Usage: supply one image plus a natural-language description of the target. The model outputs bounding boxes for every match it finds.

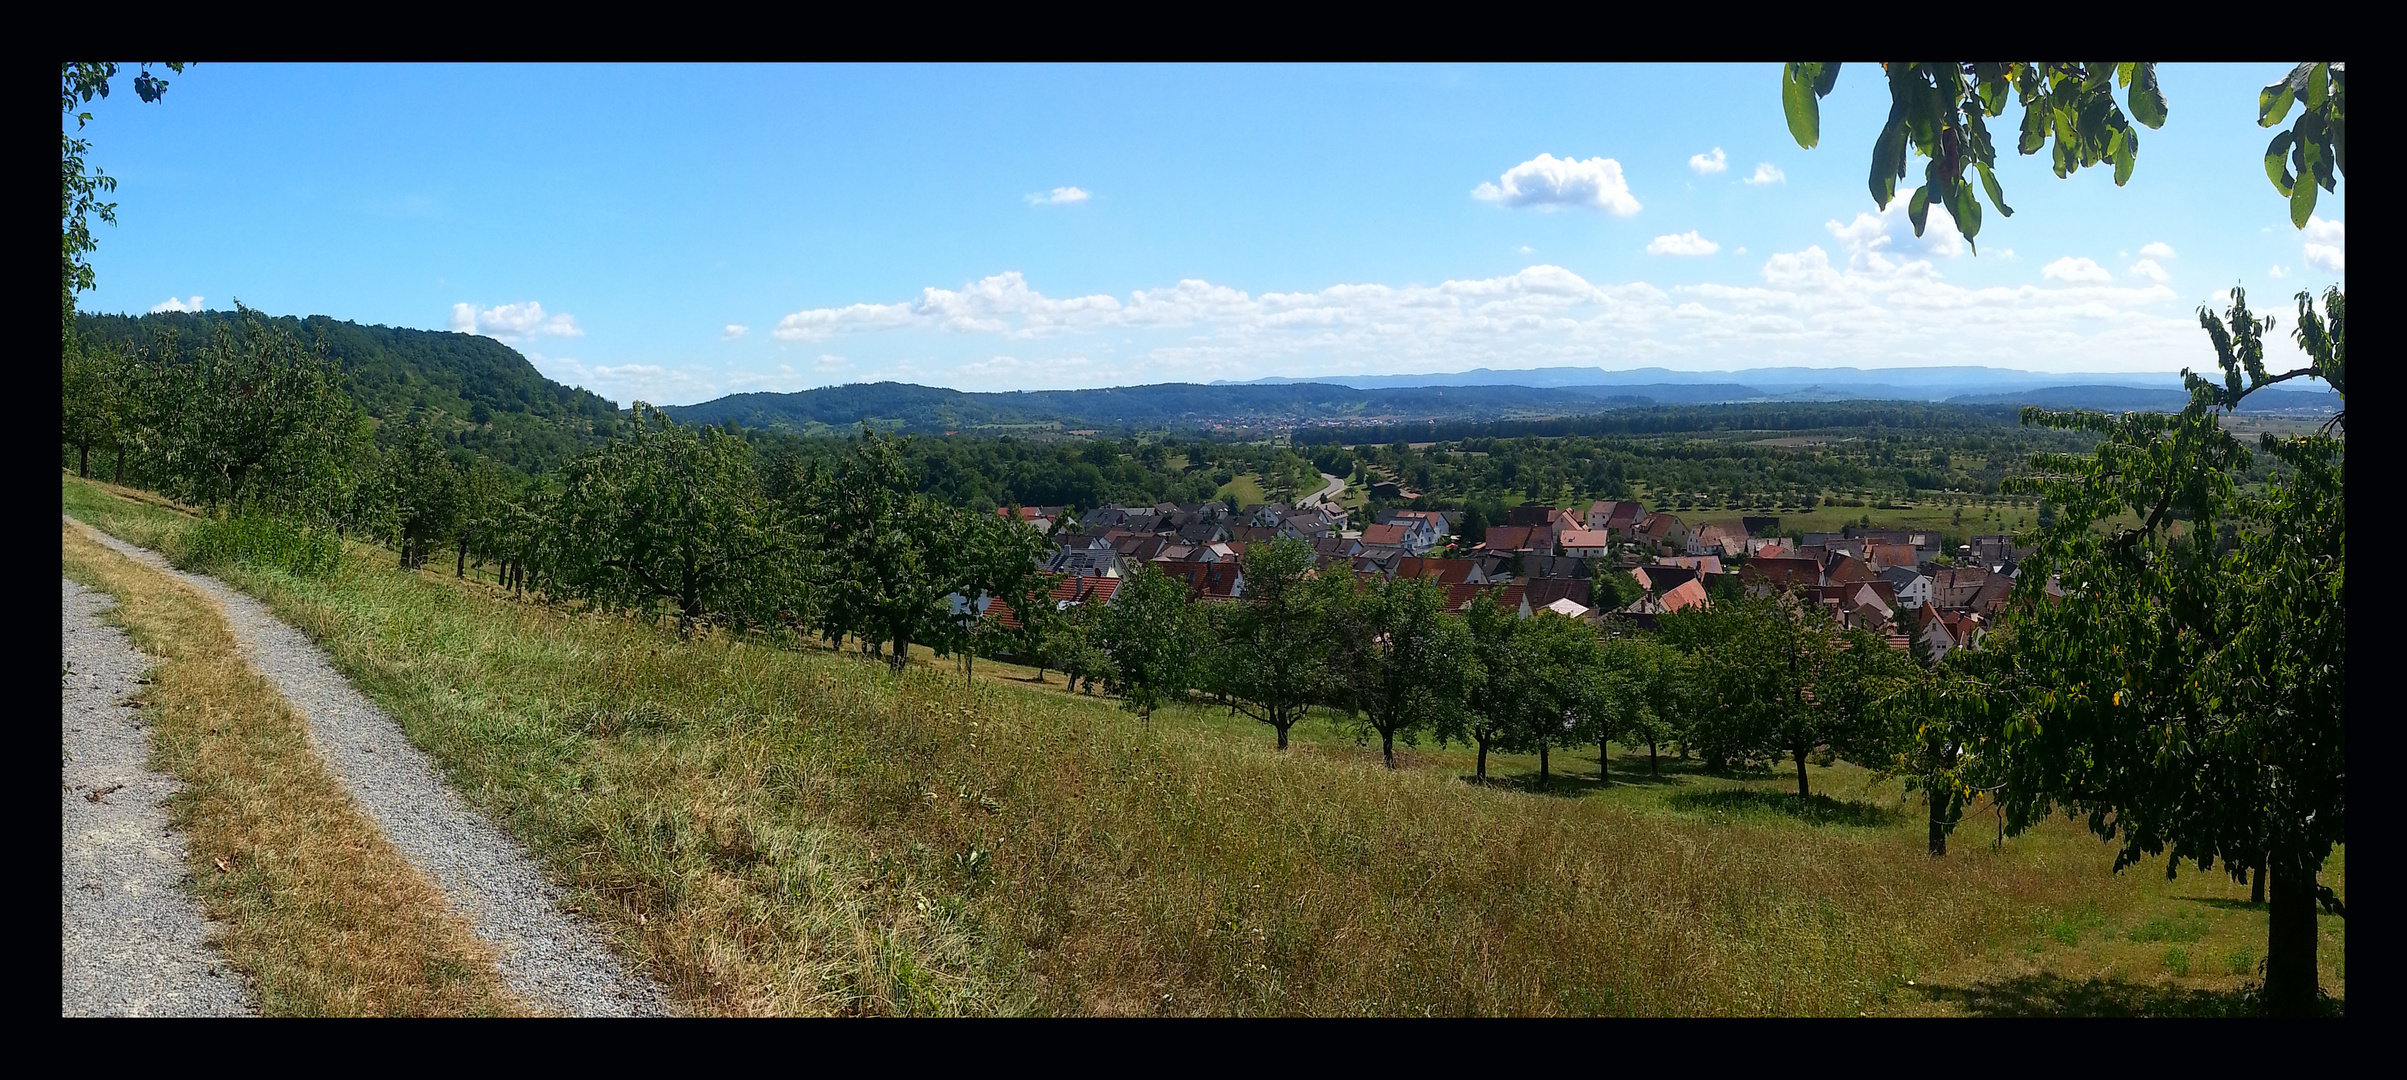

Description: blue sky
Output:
[80,63,2343,406]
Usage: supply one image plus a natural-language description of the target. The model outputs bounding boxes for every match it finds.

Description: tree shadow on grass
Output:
[1911,973,2340,1017]
[1665,787,1903,828]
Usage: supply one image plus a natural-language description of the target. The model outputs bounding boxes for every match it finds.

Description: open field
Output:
[62,474,2343,1015]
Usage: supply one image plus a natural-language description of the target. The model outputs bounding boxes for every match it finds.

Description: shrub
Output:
[175,513,343,578]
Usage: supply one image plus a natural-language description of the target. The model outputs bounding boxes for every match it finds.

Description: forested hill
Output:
[664,381,1767,435]
[75,310,621,472]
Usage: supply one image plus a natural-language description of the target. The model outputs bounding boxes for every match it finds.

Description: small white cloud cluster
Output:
[2302,215,2344,273]
[1688,147,1727,175]
[1473,153,1641,215]
[1647,231,1720,256]
[1025,186,1091,206]
[149,295,204,313]
[723,324,748,339]
[2042,257,2113,283]
[1743,163,1785,185]
[450,301,583,341]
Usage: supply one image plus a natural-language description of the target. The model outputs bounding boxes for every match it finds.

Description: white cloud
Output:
[815,353,848,371]
[2269,264,2290,279]
[1518,245,1534,254]
[723,324,748,339]
[451,301,583,341]
[1995,248,2017,260]
[2302,215,2344,273]
[2140,242,2177,260]
[743,245,2229,394]
[1824,192,1964,273]
[1689,147,1727,175]
[1472,153,1641,215]
[1025,186,1091,206]
[149,295,204,313]
[1743,163,1786,185]
[2127,258,2170,283]
[2042,257,2113,283]
[1647,231,1721,256]
[1733,246,1747,255]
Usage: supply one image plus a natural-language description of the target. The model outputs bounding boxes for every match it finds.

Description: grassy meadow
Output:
[61,474,2343,1015]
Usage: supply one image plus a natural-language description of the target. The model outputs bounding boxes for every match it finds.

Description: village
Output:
[979,494,2040,662]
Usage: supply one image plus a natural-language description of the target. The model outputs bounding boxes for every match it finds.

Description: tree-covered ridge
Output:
[75,310,620,472]
[664,380,1732,436]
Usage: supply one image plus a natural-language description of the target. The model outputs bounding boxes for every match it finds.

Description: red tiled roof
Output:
[1156,560,1244,599]
[1483,525,1541,551]
[1361,523,1410,547]
[985,576,1119,630]
[1396,557,1478,585]
[1659,578,1708,612]
[1741,557,1823,592]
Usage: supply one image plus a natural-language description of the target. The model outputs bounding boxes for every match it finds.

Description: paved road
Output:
[1304,472,1346,510]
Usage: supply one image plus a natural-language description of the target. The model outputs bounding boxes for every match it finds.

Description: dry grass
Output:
[62,474,2342,1016]
[61,521,528,1017]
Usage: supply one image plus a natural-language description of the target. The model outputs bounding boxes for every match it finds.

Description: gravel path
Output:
[62,578,255,1017]
[68,519,671,1017]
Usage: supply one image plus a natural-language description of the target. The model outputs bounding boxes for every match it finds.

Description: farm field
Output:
[62,474,2343,1016]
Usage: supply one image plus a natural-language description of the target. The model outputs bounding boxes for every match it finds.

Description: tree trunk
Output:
[890,627,911,672]
[78,441,90,478]
[1381,729,1396,769]
[113,443,125,484]
[1276,721,1291,751]
[1476,740,1488,780]
[2251,854,2266,905]
[1538,744,1549,788]
[1793,744,1811,799]
[1599,736,1611,783]
[1927,786,1954,857]
[2262,857,2320,1017]
[1647,738,1660,776]
[457,535,469,578]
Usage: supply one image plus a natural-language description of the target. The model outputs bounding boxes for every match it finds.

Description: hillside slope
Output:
[75,311,620,472]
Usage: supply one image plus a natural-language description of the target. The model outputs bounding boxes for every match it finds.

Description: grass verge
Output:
[61,520,527,1016]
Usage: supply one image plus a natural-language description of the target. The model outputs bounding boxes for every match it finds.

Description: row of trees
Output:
[1037,534,1922,790]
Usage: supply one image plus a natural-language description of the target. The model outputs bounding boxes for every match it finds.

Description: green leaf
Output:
[1811,61,1841,97]
[2116,62,2135,88]
[2305,62,2328,110]
[2019,99,2049,154]
[1870,113,1906,207]
[2128,64,2167,128]
[1783,64,1821,149]
[2289,169,2317,228]
[1907,185,1931,236]
[1955,181,1983,240]
[2259,81,2296,127]
[2263,131,2296,195]
[1976,161,2013,216]
[2113,127,2137,186]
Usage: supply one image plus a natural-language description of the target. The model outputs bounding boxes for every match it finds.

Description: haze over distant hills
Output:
[1217,365,2195,397]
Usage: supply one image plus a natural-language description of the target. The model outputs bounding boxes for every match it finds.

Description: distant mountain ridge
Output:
[1218,365,2204,397]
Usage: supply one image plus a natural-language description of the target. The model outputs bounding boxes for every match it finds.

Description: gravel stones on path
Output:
[62,578,255,1017]
[67,520,671,1017]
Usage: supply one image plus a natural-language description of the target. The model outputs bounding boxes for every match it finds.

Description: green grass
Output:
[61,473,2346,1016]
[1215,473,1267,509]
